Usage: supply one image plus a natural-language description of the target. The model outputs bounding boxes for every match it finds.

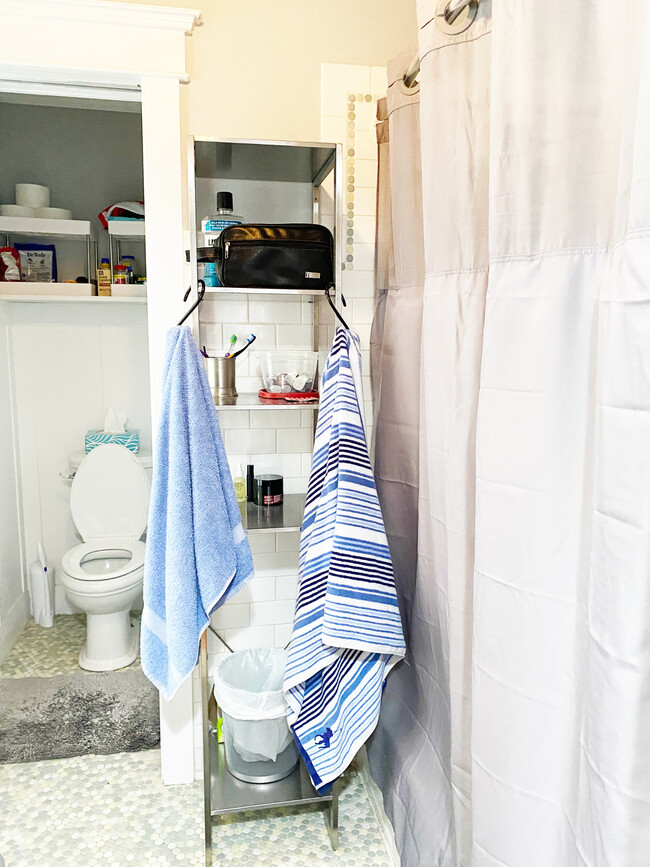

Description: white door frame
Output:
[0,0,201,786]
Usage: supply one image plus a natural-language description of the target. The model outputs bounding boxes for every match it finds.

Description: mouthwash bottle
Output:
[201,191,244,237]
[201,191,244,287]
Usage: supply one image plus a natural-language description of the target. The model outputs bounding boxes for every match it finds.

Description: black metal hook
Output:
[177,280,206,326]
[325,284,349,330]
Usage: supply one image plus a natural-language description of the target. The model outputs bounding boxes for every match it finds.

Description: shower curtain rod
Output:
[403,0,480,88]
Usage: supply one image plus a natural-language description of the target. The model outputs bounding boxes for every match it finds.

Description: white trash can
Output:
[213,648,298,784]
[28,559,55,628]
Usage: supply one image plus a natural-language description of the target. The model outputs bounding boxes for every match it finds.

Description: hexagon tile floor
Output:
[0,615,141,679]
[0,749,394,866]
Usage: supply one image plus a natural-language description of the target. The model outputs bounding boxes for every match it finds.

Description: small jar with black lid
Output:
[253,474,283,506]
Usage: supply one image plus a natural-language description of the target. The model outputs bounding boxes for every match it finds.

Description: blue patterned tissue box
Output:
[85,430,140,454]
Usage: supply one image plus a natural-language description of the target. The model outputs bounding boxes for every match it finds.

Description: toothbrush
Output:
[224,334,237,357]
[229,334,257,360]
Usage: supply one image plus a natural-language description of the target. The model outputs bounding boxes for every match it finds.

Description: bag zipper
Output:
[224,238,329,259]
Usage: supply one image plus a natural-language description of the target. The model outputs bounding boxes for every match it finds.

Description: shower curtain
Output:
[368,54,427,854]
[369,2,650,865]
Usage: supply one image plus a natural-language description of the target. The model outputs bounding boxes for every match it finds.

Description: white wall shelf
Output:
[0,292,146,304]
[0,281,92,296]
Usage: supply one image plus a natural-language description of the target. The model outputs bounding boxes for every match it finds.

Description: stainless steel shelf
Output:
[215,392,318,411]
[206,286,323,297]
[241,494,305,534]
[209,734,334,816]
[196,136,343,867]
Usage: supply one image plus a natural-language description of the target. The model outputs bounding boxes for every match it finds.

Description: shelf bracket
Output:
[323,780,340,850]
[200,631,213,866]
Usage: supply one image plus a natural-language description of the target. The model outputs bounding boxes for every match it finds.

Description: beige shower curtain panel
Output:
[367,53,427,857]
[369,2,650,865]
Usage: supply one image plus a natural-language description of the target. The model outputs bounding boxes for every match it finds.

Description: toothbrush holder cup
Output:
[206,356,238,404]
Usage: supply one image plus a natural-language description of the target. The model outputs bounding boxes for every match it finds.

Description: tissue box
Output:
[85,430,139,454]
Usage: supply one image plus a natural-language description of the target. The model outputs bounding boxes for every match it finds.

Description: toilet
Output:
[61,444,151,671]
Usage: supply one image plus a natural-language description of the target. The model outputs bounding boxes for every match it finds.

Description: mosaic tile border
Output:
[343,92,374,271]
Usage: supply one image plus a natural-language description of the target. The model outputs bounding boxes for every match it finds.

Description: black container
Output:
[246,464,255,502]
[253,474,284,507]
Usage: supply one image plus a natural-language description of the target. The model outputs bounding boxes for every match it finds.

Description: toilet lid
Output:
[70,444,150,541]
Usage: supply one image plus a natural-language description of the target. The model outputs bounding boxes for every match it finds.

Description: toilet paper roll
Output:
[0,204,36,217]
[15,184,50,208]
[34,207,72,220]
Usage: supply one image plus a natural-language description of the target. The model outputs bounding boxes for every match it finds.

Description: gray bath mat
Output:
[0,670,160,763]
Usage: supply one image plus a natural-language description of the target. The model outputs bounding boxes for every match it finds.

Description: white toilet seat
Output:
[62,539,145,582]
[60,445,150,671]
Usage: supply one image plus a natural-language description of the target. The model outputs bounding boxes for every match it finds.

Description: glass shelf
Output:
[241,494,305,534]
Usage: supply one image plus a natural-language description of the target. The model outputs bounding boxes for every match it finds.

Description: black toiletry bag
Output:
[213,223,334,290]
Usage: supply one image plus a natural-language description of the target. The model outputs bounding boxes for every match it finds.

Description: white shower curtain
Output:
[370,1,650,865]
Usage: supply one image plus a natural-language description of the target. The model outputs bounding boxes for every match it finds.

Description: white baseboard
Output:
[358,747,401,867]
[0,592,29,664]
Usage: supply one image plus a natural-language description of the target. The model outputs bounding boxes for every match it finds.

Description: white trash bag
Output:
[213,648,293,763]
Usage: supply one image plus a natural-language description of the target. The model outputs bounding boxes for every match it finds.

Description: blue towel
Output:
[283,329,405,793]
[141,326,253,700]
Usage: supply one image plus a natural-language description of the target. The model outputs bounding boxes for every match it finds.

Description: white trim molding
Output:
[0,0,201,34]
[0,1,200,88]
[0,0,200,786]
[0,64,189,90]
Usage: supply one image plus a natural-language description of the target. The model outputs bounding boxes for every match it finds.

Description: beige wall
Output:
[113,0,417,140]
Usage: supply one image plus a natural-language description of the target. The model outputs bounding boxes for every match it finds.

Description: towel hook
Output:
[325,284,349,330]
[177,280,206,327]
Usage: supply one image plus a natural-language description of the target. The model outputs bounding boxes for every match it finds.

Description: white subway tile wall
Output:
[193,64,382,776]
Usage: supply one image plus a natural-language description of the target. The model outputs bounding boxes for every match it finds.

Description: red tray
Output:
[258,388,319,402]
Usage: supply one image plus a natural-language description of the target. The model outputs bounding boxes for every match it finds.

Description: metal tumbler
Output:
[206,356,238,403]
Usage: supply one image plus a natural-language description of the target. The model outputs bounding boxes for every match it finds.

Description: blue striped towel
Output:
[283,328,405,793]
[141,326,254,700]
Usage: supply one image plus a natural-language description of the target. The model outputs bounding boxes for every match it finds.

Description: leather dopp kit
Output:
[212,224,334,290]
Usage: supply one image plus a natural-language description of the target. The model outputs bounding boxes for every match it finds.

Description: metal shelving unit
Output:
[0,215,97,285]
[188,136,342,866]
[107,219,145,276]
[200,650,338,855]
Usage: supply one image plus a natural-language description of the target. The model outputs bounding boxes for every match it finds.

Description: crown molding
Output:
[0,62,189,88]
[0,0,202,34]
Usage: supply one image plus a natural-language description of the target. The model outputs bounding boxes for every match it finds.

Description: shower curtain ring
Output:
[438,0,479,33]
